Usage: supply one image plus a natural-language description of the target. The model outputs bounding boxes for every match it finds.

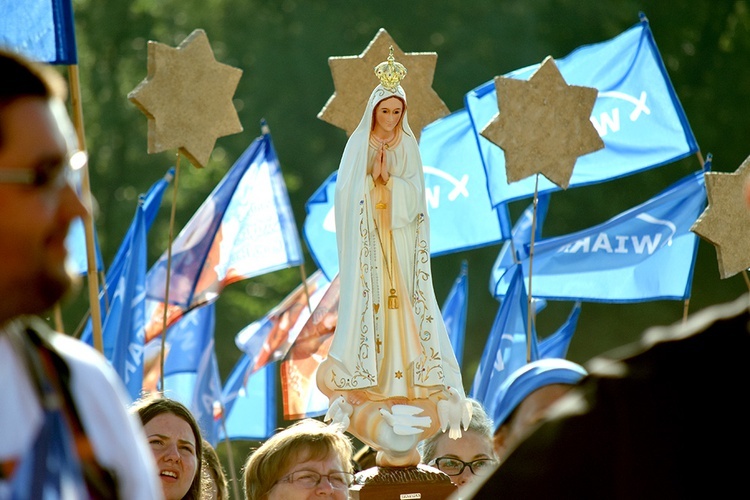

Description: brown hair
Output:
[201,439,229,500]
[0,49,67,147]
[242,419,353,500]
[131,395,204,500]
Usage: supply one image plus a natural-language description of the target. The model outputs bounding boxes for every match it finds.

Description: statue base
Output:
[350,464,457,499]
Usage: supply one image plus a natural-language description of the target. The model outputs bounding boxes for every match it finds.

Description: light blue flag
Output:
[470,265,539,420]
[0,0,77,64]
[219,357,276,441]
[191,337,223,445]
[64,157,104,276]
[64,218,103,276]
[420,109,509,249]
[441,260,469,367]
[303,109,510,280]
[493,170,707,302]
[466,13,699,208]
[158,303,223,445]
[490,193,550,296]
[146,120,303,312]
[107,199,147,401]
[303,171,338,281]
[538,302,582,359]
[81,168,173,346]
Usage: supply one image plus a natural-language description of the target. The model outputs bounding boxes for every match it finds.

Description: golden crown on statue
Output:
[374,46,406,91]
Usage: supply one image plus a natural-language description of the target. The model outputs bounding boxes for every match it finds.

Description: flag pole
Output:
[526,174,540,362]
[299,263,313,313]
[218,407,242,500]
[160,152,182,392]
[67,64,104,352]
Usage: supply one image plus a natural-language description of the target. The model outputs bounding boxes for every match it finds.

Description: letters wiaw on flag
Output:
[466,13,699,208]
[493,170,707,303]
[144,122,303,341]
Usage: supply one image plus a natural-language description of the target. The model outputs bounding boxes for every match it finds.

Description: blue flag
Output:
[470,265,539,420]
[420,109,509,249]
[303,109,509,280]
[107,200,147,401]
[146,121,303,320]
[81,168,173,347]
[220,357,276,441]
[0,0,77,64]
[538,302,582,359]
[493,170,706,302]
[303,171,339,281]
[64,217,103,276]
[490,193,550,295]
[155,303,223,445]
[441,260,469,367]
[466,13,699,207]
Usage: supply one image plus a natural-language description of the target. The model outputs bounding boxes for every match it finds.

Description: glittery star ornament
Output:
[691,156,750,279]
[318,28,449,141]
[128,29,243,168]
[480,56,604,189]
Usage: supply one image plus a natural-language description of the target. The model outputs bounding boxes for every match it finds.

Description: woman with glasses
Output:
[419,399,497,492]
[243,419,354,499]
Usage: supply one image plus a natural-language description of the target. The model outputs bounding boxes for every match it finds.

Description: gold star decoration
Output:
[395,371,403,379]
[691,156,750,279]
[128,29,243,168]
[480,56,604,189]
[318,28,449,141]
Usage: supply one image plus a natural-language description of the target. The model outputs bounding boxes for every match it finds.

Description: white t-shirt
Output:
[0,321,163,499]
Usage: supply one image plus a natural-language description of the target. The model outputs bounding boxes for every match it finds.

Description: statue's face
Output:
[372,97,403,135]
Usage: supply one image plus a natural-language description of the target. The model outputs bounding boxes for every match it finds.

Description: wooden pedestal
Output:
[350,464,457,499]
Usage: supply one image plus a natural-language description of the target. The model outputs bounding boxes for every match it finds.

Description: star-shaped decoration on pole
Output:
[128,29,243,168]
[691,155,750,279]
[480,56,604,189]
[318,28,449,141]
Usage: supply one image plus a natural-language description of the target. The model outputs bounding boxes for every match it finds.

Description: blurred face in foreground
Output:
[268,450,352,499]
[0,97,86,322]
[431,429,497,491]
[494,383,574,460]
[144,412,198,500]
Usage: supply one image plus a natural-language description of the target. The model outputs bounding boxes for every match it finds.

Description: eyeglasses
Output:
[432,457,498,476]
[0,150,86,192]
[276,470,355,490]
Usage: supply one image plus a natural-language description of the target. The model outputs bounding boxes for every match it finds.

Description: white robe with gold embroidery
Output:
[318,84,464,402]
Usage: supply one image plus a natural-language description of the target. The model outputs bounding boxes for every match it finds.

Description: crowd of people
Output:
[3,33,750,500]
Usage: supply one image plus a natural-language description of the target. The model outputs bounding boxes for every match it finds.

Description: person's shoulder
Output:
[587,293,750,375]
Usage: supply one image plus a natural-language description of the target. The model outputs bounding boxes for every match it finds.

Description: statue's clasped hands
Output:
[371,143,390,185]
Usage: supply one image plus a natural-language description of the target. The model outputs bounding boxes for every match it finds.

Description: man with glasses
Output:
[0,49,161,498]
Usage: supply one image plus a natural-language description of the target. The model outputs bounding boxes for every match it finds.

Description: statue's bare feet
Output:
[346,390,369,405]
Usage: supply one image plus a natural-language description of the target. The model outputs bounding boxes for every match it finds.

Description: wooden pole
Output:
[159,153,181,392]
[526,174,540,362]
[67,64,104,352]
